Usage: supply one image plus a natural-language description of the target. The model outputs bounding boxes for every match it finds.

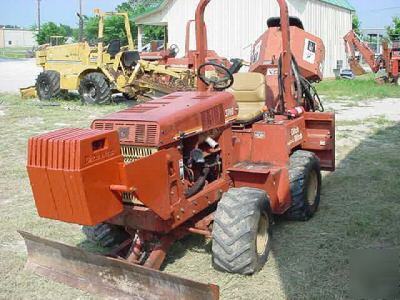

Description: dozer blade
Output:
[19,231,219,300]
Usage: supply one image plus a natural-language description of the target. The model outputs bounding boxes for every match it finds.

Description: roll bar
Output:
[194,0,297,109]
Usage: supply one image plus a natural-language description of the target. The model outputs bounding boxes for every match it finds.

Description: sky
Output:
[0,0,399,29]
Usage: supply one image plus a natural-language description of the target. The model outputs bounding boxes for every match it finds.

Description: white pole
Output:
[138,25,143,51]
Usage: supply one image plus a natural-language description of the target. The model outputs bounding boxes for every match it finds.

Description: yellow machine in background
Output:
[35,9,194,104]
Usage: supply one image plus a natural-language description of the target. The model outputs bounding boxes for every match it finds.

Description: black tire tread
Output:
[36,70,61,100]
[79,72,112,104]
[82,223,128,248]
[212,188,271,275]
[285,150,321,221]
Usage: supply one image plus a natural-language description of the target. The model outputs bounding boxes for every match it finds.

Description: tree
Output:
[117,0,165,43]
[386,17,400,41]
[35,22,74,45]
[352,14,361,36]
[82,0,164,46]
[82,14,138,45]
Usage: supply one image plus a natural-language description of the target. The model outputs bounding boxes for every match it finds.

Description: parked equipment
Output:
[344,30,400,85]
[21,0,335,298]
[34,9,236,104]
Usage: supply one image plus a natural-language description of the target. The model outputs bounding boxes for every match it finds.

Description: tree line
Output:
[35,0,164,46]
[35,3,400,46]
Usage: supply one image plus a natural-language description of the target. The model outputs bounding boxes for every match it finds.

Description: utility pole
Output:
[78,0,84,41]
[37,0,41,32]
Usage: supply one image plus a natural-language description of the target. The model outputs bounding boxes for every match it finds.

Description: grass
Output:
[316,74,400,101]
[0,93,399,299]
[0,47,31,59]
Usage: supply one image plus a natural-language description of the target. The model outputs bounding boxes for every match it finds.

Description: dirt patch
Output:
[0,59,41,93]
[327,98,400,122]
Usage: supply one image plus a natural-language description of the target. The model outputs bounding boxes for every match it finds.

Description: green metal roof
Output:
[320,0,355,11]
[134,0,355,21]
[133,1,167,21]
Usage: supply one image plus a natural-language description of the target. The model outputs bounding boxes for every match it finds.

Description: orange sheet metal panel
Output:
[302,112,336,171]
[27,128,124,226]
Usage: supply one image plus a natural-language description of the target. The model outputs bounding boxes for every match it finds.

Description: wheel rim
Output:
[306,169,318,206]
[83,83,97,102]
[256,213,269,256]
[40,79,50,95]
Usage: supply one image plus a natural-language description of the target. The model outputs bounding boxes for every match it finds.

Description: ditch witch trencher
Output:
[20,0,335,298]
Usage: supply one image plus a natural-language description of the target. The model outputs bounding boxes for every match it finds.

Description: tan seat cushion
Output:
[228,72,266,122]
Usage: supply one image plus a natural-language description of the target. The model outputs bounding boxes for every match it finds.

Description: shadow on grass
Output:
[76,122,400,298]
[270,122,400,298]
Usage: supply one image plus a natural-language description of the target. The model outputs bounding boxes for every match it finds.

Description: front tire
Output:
[36,70,61,100]
[285,150,322,221]
[82,223,128,248]
[79,73,112,105]
[212,188,272,275]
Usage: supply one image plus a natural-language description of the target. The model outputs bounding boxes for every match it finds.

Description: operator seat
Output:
[228,72,266,124]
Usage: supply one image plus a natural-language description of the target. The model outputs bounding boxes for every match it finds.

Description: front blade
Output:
[19,231,219,300]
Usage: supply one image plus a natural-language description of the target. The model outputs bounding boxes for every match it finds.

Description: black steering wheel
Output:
[197,62,234,91]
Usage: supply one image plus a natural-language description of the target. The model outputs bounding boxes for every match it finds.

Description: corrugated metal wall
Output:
[139,0,352,78]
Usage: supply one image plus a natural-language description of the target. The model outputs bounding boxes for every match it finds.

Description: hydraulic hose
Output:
[184,167,210,198]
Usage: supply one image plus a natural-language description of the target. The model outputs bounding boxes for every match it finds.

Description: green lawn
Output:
[316,74,400,101]
[0,47,31,59]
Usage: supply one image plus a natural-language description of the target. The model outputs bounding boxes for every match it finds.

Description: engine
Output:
[27,91,238,226]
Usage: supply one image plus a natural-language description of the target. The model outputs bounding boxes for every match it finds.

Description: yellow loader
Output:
[35,9,192,104]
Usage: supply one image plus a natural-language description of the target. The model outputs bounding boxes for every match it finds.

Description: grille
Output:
[93,122,114,130]
[92,122,159,145]
[134,124,158,145]
[120,145,157,204]
[120,145,157,164]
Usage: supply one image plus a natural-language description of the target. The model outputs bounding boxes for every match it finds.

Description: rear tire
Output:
[285,150,322,221]
[82,223,128,248]
[36,71,61,100]
[212,187,272,275]
[79,73,112,105]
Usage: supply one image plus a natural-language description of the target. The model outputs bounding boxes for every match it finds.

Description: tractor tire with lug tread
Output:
[82,223,129,248]
[212,187,272,275]
[79,73,112,105]
[285,150,322,221]
[36,70,61,100]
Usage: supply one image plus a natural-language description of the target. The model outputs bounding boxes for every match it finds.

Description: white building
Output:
[0,28,37,48]
[135,0,355,78]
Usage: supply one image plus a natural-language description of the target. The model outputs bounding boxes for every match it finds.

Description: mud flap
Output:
[19,231,219,300]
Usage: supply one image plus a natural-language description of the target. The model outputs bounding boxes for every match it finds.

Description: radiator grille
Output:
[120,145,157,204]
[120,145,157,164]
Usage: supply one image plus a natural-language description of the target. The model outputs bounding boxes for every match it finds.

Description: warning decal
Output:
[303,39,317,64]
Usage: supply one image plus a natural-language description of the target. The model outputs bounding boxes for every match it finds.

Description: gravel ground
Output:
[0,59,41,93]
[327,99,400,122]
